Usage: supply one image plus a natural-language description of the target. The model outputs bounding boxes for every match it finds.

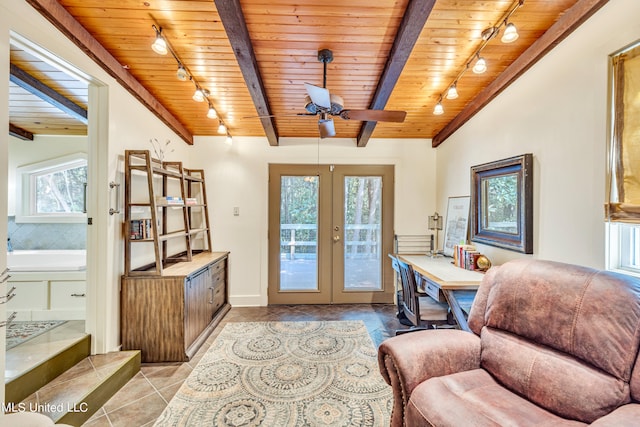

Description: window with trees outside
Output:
[606,40,640,276]
[16,153,87,223]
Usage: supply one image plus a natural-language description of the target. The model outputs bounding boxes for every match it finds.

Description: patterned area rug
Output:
[154,321,392,426]
[6,320,67,350]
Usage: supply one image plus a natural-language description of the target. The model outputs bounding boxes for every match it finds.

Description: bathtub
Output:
[7,249,86,272]
[6,250,87,320]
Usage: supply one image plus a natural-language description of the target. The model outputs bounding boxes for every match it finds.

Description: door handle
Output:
[333,235,340,242]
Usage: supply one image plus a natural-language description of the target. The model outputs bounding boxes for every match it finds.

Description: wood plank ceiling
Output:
[9,45,88,139]
[18,0,608,146]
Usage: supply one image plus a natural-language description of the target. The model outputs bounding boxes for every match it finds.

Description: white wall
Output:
[190,136,436,306]
[436,0,640,268]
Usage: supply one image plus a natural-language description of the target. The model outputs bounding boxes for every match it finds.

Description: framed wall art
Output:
[442,196,470,257]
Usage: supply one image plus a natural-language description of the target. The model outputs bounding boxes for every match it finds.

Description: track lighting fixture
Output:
[432,0,525,115]
[446,83,458,100]
[433,99,444,115]
[151,26,167,55]
[218,121,227,134]
[472,56,487,74]
[207,105,218,119]
[192,88,206,102]
[501,22,519,43]
[176,65,188,81]
[150,24,231,139]
[225,134,233,145]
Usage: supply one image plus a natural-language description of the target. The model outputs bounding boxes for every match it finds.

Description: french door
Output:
[268,164,394,304]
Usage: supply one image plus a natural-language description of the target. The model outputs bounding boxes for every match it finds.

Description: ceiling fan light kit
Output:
[248,48,407,138]
[433,0,525,115]
[150,24,231,140]
[295,49,407,138]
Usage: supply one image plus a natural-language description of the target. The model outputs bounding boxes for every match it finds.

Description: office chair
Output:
[391,255,449,334]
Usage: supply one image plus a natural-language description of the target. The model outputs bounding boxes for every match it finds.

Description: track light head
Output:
[151,26,168,55]
[473,56,487,74]
[225,134,233,145]
[193,88,209,102]
[501,22,519,43]
[446,83,459,100]
[218,122,227,134]
[433,101,444,115]
[481,26,499,42]
[207,106,218,119]
[176,65,188,81]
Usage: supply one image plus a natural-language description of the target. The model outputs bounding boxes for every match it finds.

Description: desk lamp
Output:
[428,212,443,257]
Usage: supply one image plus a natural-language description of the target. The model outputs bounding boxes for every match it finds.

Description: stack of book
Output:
[453,244,481,271]
[130,219,154,240]
[155,195,184,205]
[185,197,198,205]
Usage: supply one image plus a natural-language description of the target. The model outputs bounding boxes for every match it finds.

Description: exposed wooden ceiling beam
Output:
[214,0,279,146]
[432,0,610,147]
[357,0,436,147]
[25,0,194,145]
[9,123,34,141]
[10,63,87,124]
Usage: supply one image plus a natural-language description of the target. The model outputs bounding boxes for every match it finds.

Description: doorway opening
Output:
[5,32,103,380]
[268,164,394,304]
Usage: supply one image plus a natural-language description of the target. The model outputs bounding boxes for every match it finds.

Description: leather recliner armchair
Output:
[378,259,640,426]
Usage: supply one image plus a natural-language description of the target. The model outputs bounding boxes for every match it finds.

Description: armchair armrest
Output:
[378,329,481,427]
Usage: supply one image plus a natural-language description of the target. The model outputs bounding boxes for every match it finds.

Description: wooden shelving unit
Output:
[123,150,211,276]
[121,150,229,362]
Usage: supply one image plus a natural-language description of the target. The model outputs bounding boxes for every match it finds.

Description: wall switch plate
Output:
[233,207,240,216]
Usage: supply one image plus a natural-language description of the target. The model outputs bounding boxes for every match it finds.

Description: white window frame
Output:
[15,153,88,223]
[607,222,640,278]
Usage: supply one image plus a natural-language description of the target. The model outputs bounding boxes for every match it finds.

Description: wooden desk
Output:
[397,255,484,332]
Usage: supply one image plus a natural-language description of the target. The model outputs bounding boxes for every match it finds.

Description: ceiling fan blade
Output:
[318,118,336,138]
[242,113,316,119]
[304,83,331,109]
[340,109,406,122]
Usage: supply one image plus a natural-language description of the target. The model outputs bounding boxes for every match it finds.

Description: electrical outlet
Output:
[233,207,240,216]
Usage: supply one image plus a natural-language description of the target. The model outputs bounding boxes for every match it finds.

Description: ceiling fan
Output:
[298,49,407,138]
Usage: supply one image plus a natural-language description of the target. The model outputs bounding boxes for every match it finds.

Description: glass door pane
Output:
[343,176,382,290]
[279,176,319,291]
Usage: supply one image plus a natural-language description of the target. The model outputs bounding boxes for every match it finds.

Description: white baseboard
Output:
[228,295,264,307]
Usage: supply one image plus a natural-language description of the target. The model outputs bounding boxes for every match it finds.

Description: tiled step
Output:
[6,333,91,405]
[20,350,141,426]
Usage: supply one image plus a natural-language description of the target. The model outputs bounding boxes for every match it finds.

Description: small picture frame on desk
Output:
[443,196,470,257]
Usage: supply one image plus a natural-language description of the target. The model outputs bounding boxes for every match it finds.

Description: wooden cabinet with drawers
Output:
[121,252,230,362]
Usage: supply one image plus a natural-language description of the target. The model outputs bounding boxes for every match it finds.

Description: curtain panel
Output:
[607,42,640,223]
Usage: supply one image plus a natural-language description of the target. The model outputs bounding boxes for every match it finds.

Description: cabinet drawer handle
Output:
[209,287,214,304]
[0,311,17,328]
[71,293,86,297]
[0,286,16,304]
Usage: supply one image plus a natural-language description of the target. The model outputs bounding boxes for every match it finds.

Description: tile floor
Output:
[82,304,400,426]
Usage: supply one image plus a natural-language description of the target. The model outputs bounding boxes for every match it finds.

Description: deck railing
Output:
[280,223,380,259]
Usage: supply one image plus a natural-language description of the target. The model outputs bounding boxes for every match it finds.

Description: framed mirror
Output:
[470,154,533,253]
